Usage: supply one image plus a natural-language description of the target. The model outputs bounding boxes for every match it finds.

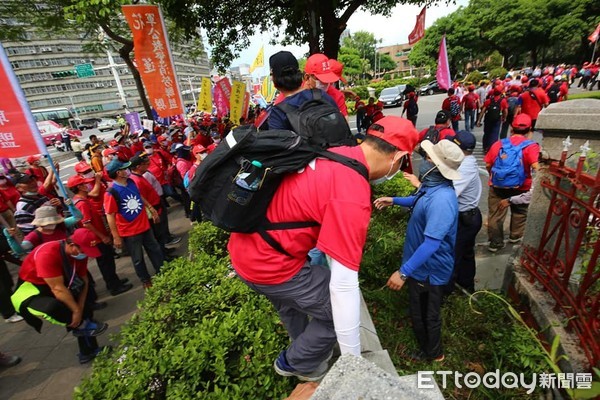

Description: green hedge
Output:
[75,223,294,399]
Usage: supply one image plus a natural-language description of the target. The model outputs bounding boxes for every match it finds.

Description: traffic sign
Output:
[75,63,95,78]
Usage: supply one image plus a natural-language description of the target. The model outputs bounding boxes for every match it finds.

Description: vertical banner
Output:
[229,81,246,124]
[122,5,184,118]
[588,22,600,43]
[124,112,142,133]
[242,92,250,120]
[0,42,46,157]
[436,35,452,91]
[214,77,231,118]
[197,77,213,113]
[408,7,426,45]
[250,46,264,73]
[261,75,276,102]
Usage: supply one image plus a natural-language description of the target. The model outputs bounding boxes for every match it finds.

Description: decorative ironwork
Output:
[521,141,600,368]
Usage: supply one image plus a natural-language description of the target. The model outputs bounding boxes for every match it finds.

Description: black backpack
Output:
[275,89,355,148]
[547,83,560,104]
[417,126,440,157]
[486,96,502,123]
[407,98,419,116]
[188,125,368,254]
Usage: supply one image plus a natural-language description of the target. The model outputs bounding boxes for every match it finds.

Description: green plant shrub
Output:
[488,67,508,80]
[187,221,230,260]
[466,70,485,85]
[75,225,293,399]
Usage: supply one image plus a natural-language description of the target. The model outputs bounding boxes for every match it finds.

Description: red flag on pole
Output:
[408,7,426,45]
[589,22,600,43]
[0,42,46,158]
[436,35,452,91]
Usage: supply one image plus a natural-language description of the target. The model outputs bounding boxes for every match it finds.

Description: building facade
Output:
[377,43,413,76]
[3,34,210,119]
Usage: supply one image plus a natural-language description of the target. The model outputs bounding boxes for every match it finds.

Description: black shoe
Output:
[120,278,130,285]
[91,302,108,311]
[110,283,133,296]
[78,345,112,364]
[407,349,445,362]
[164,255,177,262]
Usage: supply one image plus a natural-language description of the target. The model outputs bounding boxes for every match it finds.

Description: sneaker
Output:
[78,345,112,364]
[508,236,523,244]
[273,351,328,382]
[5,314,24,323]
[407,350,445,362]
[72,320,108,337]
[91,301,108,311]
[165,236,182,247]
[0,353,21,368]
[110,283,133,296]
[487,242,506,253]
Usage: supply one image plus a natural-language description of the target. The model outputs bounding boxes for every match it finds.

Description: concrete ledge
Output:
[312,354,444,400]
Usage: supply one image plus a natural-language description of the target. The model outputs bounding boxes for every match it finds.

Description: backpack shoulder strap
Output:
[315,149,369,181]
[312,88,322,101]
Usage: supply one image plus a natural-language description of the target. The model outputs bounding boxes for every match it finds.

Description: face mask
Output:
[199,153,208,160]
[0,178,6,185]
[72,253,87,260]
[25,191,38,196]
[42,224,57,231]
[371,153,404,185]
[145,148,154,155]
[122,170,131,178]
[82,171,94,179]
[315,80,329,91]
[419,159,447,187]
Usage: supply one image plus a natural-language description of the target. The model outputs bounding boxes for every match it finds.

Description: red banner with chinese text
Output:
[122,5,184,118]
[408,7,426,45]
[0,42,46,158]
[214,77,232,118]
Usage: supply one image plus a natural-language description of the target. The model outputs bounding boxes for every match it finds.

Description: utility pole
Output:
[106,50,129,110]
[181,76,197,105]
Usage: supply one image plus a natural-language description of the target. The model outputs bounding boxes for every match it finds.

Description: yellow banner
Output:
[261,75,276,102]
[198,77,212,113]
[250,46,264,73]
[229,80,246,124]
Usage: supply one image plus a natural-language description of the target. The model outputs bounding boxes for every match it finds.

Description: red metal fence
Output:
[521,140,600,368]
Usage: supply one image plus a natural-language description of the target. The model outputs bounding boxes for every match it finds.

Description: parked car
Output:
[419,80,446,96]
[97,118,121,132]
[378,86,404,107]
[78,118,101,130]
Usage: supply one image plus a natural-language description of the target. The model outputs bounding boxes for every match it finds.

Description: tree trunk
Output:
[306,4,321,55]
[530,48,538,69]
[118,43,153,119]
[320,2,343,59]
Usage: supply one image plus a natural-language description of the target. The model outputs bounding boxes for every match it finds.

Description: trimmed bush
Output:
[488,67,508,80]
[75,223,294,399]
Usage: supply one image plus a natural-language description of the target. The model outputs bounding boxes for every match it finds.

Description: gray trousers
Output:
[239,262,336,373]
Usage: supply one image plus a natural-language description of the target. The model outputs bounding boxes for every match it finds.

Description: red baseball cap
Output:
[70,228,101,258]
[328,59,347,84]
[192,144,207,154]
[102,148,117,157]
[109,139,119,147]
[305,53,339,84]
[74,161,93,173]
[512,114,532,131]
[26,155,41,164]
[66,175,95,189]
[521,76,529,83]
[366,116,419,153]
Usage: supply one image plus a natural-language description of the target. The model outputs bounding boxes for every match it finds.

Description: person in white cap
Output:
[374,139,465,363]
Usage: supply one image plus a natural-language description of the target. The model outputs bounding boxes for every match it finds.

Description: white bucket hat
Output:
[420,139,464,180]
[31,206,65,227]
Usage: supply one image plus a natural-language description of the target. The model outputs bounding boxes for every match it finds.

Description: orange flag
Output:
[122,5,184,118]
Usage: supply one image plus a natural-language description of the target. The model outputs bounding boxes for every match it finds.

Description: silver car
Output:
[97,118,121,132]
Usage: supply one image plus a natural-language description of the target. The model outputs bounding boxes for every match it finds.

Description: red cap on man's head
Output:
[512,114,532,131]
[305,54,339,83]
[66,175,94,189]
[328,59,347,84]
[70,228,101,258]
[102,148,117,157]
[74,161,93,174]
[366,116,419,153]
[26,155,41,164]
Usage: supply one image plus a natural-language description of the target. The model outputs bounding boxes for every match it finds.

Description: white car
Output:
[97,119,121,132]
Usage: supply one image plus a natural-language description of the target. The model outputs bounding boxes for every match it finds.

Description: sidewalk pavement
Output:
[0,203,191,400]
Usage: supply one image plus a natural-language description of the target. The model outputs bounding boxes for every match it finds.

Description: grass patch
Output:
[567,91,600,100]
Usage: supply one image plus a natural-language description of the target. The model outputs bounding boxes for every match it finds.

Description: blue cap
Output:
[105,159,131,175]
[447,130,476,151]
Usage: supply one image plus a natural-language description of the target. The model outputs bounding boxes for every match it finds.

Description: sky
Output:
[219,0,468,75]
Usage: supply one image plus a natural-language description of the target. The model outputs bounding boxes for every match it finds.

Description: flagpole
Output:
[592,39,598,64]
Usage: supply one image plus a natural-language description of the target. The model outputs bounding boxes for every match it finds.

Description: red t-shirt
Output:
[0,185,20,207]
[148,152,169,185]
[73,195,109,238]
[103,181,150,237]
[418,125,455,142]
[228,146,372,284]
[129,173,161,209]
[326,86,348,116]
[484,135,539,191]
[19,241,88,286]
[462,92,480,110]
[519,88,549,120]
[24,229,67,249]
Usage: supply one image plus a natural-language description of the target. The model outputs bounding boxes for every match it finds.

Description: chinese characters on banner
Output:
[408,7,426,45]
[243,92,250,120]
[124,112,142,133]
[214,77,232,118]
[122,5,184,118]
[198,77,213,113]
[0,43,46,157]
[229,80,246,124]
